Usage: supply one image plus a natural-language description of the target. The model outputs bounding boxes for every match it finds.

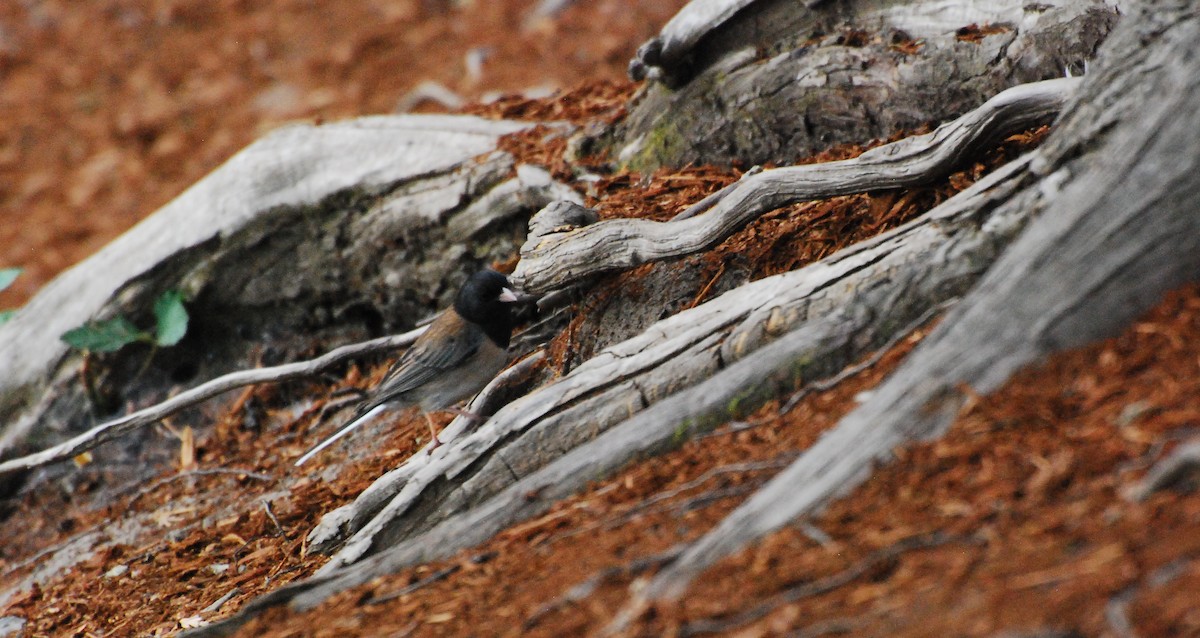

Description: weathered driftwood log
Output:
[0,241,579,483]
[0,115,577,495]
[513,77,1078,294]
[626,0,1200,609]
[615,0,1115,168]
[184,135,1056,636]
[315,151,1041,574]
[316,149,1048,569]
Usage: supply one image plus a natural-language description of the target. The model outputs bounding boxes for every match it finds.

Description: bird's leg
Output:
[423,411,443,454]
[446,406,485,425]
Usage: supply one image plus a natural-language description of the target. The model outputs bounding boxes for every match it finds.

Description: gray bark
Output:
[178,0,1148,632]
[614,0,1115,169]
[629,0,1200,608]
[0,115,568,495]
[182,137,1051,637]
[19,0,1189,635]
[304,77,1078,564]
[514,77,1078,293]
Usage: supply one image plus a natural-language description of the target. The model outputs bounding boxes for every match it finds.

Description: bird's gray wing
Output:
[294,313,484,467]
[369,311,485,405]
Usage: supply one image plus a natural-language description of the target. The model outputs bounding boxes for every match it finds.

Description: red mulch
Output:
[0,0,688,307]
[229,284,1200,638]
[4,3,1194,638]
[1,110,1079,636]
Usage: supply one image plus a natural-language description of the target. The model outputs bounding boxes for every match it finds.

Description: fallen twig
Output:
[627,458,796,520]
[125,468,276,505]
[317,392,369,421]
[669,485,758,514]
[1126,436,1200,502]
[540,457,795,547]
[201,588,242,614]
[0,328,426,477]
[797,521,838,550]
[524,547,684,629]
[673,533,974,637]
[263,499,286,538]
[365,565,461,605]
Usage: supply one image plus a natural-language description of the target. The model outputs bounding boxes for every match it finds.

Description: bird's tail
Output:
[293,403,387,467]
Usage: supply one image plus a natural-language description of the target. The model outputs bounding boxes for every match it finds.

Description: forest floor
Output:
[0,0,684,306]
[3,2,1200,637]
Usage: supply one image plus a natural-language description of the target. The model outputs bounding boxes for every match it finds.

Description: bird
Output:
[294,269,521,467]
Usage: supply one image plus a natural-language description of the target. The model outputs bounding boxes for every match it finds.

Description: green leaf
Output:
[0,268,20,292]
[153,290,189,346]
[62,318,147,352]
[0,310,14,326]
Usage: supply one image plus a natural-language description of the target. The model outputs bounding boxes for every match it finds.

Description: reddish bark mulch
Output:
[0,0,688,307]
[228,285,1200,638]
[208,291,1200,638]
[5,3,1197,638]
[0,116,1120,637]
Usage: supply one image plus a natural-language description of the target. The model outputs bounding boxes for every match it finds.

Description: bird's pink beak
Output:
[499,287,520,303]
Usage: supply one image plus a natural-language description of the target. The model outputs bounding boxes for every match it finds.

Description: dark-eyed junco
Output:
[295,270,520,466]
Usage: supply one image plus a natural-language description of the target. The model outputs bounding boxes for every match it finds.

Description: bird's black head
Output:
[454,270,519,348]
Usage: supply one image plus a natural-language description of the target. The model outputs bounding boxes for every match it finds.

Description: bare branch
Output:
[524,547,683,630]
[660,533,976,637]
[201,588,242,614]
[0,327,426,478]
[364,565,460,606]
[513,78,1080,293]
[1125,437,1200,502]
[263,500,286,538]
[630,4,1200,606]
